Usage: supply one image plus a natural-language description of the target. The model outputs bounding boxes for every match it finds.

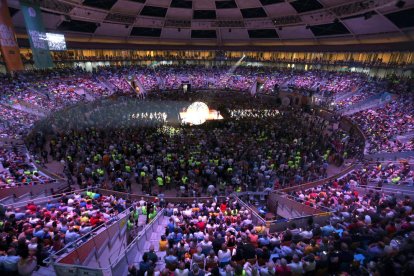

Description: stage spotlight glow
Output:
[182,102,210,125]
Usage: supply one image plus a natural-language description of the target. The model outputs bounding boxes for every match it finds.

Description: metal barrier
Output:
[276,163,356,194]
[51,208,165,276]
[267,192,329,219]
[0,180,67,199]
[1,187,92,209]
[232,193,267,226]
[353,185,414,199]
[97,188,226,204]
[268,213,332,234]
[46,207,131,265]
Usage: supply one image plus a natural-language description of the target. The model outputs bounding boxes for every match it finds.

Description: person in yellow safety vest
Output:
[165,175,171,188]
[97,168,105,176]
[125,165,131,173]
[133,209,139,225]
[142,205,147,215]
[93,154,101,162]
[392,176,401,184]
[148,209,157,220]
[181,176,188,185]
[157,176,164,192]
[127,217,134,231]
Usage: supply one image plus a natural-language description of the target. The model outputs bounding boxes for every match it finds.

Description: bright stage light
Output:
[181,102,210,125]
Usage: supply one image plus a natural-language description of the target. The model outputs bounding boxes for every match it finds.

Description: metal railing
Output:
[44,206,132,266]
[50,207,165,276]
[1,187,91,209]
[232,193,267,226]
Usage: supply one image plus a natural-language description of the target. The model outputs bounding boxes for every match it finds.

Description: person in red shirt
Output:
[26,202,37,213]
[90,213,102,226]
[276,258,292,276]
[385,222,397,236]
[196,218,206,232]
[220,202,227,213]
[248,230,259,248]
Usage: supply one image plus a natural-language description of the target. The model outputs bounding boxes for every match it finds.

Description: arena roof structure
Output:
[6,0,414,49]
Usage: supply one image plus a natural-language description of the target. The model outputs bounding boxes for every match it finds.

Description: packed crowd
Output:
[350,95,414,153]
[342,161,414,188]
[284,174,414,275]
[130,186,414,276]
[0,66,412,186]
[0,145,54,189]
[0,190,150,274]
[25,91,358,196]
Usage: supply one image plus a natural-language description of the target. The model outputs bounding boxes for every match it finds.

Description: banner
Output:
[20,0,53,69]
[0,0,24,72]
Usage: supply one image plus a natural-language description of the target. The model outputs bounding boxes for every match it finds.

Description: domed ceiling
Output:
[6,0,414,48]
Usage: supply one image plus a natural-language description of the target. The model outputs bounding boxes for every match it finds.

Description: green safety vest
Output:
[125,166,131,173]
[157,177,164,186]
[182,176,188,184]
[142,206,147,215]
[140,171,146,177]
[149,210,157,220]
[127,220,133,230]
[165,176,171,183]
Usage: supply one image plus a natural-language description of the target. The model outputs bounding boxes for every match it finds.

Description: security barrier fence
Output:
[50,207,164,276]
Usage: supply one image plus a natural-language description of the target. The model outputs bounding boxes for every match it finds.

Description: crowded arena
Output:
[1,0,414,275]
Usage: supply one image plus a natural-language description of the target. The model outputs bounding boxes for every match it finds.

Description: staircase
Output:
[97,77,116,95]
[341,92,392,115]
[133,216,169,270]
[10,102,46,117]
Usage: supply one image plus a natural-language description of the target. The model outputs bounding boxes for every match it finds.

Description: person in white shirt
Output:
[67,198,74,206]
[174,262,189,276]
[218,244,231,267]
[183,208,192,217]
[200,237,213,255]
[287,254,304,275]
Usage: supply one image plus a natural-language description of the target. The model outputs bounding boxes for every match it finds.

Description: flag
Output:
[0,0,24,72]
[20,0,54,69]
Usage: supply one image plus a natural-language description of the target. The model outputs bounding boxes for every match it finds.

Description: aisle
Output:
[133,216,170,270]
